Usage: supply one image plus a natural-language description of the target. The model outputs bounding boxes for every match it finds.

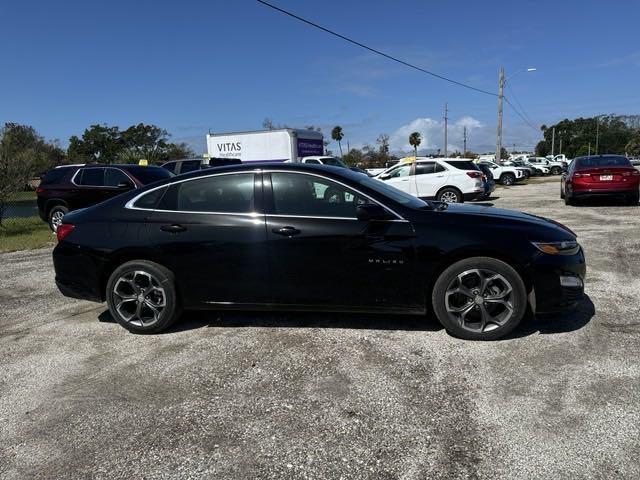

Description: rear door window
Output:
[415,162,436,175]
[78,168,105,186]
[163,162,177,173]
[104,168,131,187]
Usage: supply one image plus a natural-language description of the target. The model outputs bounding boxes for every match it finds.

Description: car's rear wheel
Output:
[106,260,181,334]
[565,192,575,206]
[432,257,527,340]
[48,205,68,232]
[627,192,639,206]
[500,173,515,186]
[560,183,565,199]
[551,166,562,175]
[437,187,463,203]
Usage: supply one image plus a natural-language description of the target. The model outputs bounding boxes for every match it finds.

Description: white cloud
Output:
[389,116,541,154]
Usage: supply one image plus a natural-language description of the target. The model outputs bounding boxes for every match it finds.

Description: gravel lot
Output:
[1,178,639,479]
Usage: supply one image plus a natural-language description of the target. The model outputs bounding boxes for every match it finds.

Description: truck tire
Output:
[551,166,562,175]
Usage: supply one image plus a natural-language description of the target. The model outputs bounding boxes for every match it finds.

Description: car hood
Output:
[431,202,576,237]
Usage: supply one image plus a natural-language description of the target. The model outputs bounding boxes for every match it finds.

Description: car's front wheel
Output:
[106,260,181,334]
[431,257,527,340]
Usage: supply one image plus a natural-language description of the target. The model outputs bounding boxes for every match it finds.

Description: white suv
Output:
[529,157,563,175]
[478,160,526,185]
[376,158,484,203]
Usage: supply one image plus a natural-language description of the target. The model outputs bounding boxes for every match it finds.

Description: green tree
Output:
[331,126,344,157]
[409,131,422,157]
[0,123,64,224]
[67,124,122,163]
[342,148,363,167]
[626,136,640,157]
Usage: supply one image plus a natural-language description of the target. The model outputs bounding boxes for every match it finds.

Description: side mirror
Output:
[378,173,390,180]
[117,180,134,189]
[357,203,390,221]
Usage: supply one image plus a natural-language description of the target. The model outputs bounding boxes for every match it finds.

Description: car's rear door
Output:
[263,170,421,311]
[413,161,448,198]
[145,171,270,307]
[72,167,107,208]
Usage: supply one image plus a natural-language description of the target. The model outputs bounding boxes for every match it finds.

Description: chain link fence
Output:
[0,178,43,232]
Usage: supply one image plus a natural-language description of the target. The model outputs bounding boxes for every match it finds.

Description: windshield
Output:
[357,175,429,209]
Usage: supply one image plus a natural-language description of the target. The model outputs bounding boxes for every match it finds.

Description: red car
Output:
[561,155,640,205]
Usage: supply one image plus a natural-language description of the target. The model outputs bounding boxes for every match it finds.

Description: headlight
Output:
[532,240,579,255]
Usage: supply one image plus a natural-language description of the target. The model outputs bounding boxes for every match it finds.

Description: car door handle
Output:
[160,224,187,233]
[436,175,445,178]
[272,226,301,237]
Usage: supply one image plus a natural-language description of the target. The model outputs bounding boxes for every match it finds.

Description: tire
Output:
[431,257,528,340]
[560,184,565,199]
[436,187,463,203]
[551,166,562,175]
[106,260,181,334]
[500,173,515,186]
[627,192,639,206]
[48,205,68,232]
[564,192,575,206]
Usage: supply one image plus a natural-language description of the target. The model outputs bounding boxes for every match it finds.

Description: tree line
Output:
[536,115,640,158]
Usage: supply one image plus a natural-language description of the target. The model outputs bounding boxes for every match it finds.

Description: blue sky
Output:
[1,0,639,155]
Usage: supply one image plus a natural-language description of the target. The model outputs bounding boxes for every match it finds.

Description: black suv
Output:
[37,164,173,231]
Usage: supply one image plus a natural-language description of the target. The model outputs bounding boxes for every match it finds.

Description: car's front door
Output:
[413,161,448,198]
[145,172,270,307]
[380,163,417,196]
[263,171,421,311]
[103,167,135,201]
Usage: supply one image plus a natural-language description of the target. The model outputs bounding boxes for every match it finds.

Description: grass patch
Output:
[7,191,37,202]
[0,216,54,253]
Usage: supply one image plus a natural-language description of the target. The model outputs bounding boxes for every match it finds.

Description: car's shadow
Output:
[571,197,638,207]
[506,295,595,339]
[98,295,595,340]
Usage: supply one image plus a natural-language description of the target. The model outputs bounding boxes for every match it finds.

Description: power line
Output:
[504,97,540,133]
[256,0,497,97]
[504,80,536,128]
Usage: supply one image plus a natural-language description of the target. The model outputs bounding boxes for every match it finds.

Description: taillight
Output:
[573,172,588,178]
[623,170,640,176]
[466,171,482,178]
[36,187,44,194]
[56,224,75,242]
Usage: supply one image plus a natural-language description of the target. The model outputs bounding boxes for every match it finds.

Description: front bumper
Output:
[530,247,586,314]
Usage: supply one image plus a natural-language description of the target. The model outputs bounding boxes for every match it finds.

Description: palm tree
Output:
[409,131,422,157]
[331,126,344,157]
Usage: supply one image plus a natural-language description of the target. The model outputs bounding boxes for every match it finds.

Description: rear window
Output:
[41,167,75,185]
[162,162,177,173]
[124,166,174,184]
[576,156,631,168]
[132,186,168,209]
[444,160,479,171]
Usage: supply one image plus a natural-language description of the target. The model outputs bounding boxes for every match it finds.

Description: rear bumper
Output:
[572,187,638,197]
[53,242,106,303]
[530,247,586,314]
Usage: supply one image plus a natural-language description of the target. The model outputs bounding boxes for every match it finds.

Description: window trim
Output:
[71,167,135,189]
[264,169,406,221]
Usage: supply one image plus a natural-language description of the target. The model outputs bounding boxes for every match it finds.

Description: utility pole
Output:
[588,142,591,156]
[551,127,556,156]
[463,126,467,155]
[443,102,448,157]
[559,138,562,155]
[495,67,505,164]
[595,117,600,155]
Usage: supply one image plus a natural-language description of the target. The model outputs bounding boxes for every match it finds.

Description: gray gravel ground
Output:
[1,178,639,479]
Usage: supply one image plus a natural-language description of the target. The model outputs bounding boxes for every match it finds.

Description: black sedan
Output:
[53,163,586,340]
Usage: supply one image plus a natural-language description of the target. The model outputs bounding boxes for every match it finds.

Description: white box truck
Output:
[206,128,324,163]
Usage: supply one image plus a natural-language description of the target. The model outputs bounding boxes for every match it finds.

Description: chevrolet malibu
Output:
[53,163,586,340]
